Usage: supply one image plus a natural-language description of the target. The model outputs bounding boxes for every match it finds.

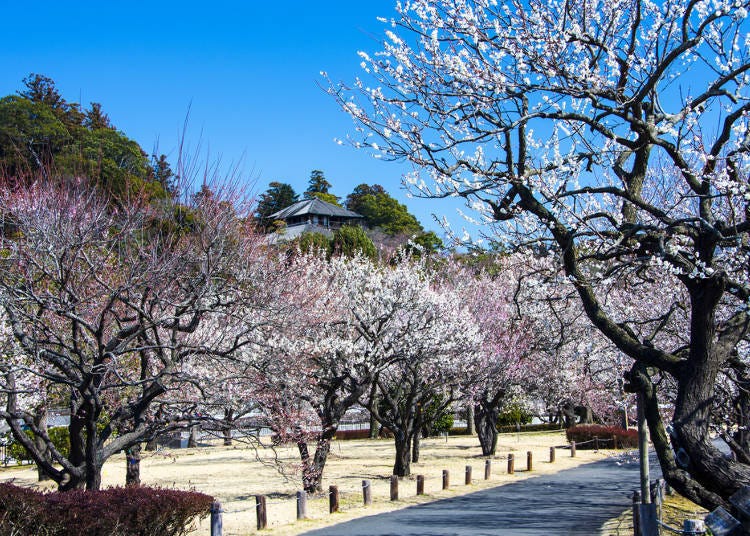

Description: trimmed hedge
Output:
[565,424,638,449]
[0,483,213,536]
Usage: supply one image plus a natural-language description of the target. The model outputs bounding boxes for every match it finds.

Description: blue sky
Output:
[0,0,458,235]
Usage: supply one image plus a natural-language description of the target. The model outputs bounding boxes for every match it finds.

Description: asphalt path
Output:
[302,453,654,536]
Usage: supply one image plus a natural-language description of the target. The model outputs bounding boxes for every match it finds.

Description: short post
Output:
[329,485,339,514]
[390,475,399,501]
[417,474,425,495]
[632,490,641,536]
[296,490,307,520]
[571,441,576,457]
[507,453,515,475]
[527,451,533,472]
[594,436,599,451]
[613,435,618,450]
[683,519,705,535]
[484,459,491,480]
[549,446,556,463]
[210,500,223,536]
[362,479,372,506]
[465,465,472,485]
[256,495,267,530]
[442,469,449,490]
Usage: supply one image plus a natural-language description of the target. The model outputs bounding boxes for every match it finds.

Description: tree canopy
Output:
[0,74,172,203]
[255,181,299,226]
[330,0,750,510]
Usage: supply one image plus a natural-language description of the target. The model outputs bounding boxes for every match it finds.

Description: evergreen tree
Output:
[346,184,423,236]
[256,181,299,224]
[85,102,112,130]
[304,169,332,197]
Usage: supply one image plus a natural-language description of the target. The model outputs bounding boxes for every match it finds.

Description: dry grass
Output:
[599,490,708,535]
[1,431,608,536]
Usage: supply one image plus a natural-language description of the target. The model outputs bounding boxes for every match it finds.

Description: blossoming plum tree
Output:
[330,0,750,508]
[0,180,273,490]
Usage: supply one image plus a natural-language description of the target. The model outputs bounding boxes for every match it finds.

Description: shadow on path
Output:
[302,453,653,535]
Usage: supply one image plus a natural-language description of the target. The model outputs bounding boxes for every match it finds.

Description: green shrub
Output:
[4,427,71,465]
[496,402,534,426]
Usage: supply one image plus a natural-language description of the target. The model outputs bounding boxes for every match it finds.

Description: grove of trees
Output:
[328,0,750,511]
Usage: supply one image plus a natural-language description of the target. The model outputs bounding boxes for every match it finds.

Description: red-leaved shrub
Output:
[0,483,213,535]
[565,424,638,449]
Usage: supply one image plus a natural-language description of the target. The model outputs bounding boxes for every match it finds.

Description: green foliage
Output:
[308,191,341,206]
[420,394,454,436]
[345,183,386,212]
[496,402,534,427]
[297,232,332,255]
[4,427,70,465]
[304,169,332,197]
[256,181,299,224]
[346,183,423,236]
[0,74,168,203]
[0,95,70,174]
[331,225,377,260]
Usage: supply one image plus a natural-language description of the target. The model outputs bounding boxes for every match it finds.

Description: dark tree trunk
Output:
[412,431,421,463]
[298,436,334,494]
[126,443,141,486]
[475,402,499,456]
[222,408,234,446]
[393,431,412,476]
[145,437,158,451]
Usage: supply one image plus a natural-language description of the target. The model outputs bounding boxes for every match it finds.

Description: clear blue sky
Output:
[0,0,461,235]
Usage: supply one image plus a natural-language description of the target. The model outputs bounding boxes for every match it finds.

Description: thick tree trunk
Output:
[474,401,500,456]
[33,409,51,482]
[187,425,199,448]
[222,408,234,446]
[393,432,412,476]
[298,437,333,493]
[125,443,141,486]
[466,404,475,435]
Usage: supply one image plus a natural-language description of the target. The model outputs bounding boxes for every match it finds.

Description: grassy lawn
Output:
[1,431,608,535]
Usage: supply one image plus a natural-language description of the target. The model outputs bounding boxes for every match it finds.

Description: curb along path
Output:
[301,455,645,536]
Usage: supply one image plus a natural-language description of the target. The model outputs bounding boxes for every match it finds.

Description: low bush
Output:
[0,483,213,536]
[565,424,638,449]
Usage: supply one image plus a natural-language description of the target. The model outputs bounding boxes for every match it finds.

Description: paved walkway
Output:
[302,454,650,535]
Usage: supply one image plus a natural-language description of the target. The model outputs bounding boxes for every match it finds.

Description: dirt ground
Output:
[0,431,609,536]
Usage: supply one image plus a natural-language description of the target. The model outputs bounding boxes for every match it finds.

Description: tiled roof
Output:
[269,198,363,220]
